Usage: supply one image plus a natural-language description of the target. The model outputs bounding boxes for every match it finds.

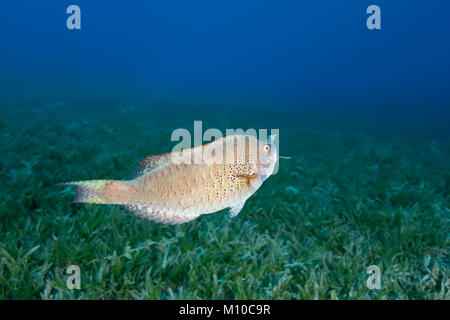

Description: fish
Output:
[59,134,278,224]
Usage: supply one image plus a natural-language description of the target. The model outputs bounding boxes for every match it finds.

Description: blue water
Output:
[0,0,449,137]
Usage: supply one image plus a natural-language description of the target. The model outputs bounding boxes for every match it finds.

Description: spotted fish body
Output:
[60,134,278,224]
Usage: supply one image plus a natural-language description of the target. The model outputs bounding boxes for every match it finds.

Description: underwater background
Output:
[0,1,449,299]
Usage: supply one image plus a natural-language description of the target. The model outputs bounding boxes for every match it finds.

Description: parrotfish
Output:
[59,134,278,224]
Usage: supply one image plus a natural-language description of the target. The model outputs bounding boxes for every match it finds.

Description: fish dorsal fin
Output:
[135,153,172,177]
[135,136,234,177]
[228,200,246,218]
[134,149,194,177]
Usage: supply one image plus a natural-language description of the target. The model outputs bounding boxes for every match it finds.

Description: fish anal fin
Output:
[228,200,246,218]
[124,203,199,224]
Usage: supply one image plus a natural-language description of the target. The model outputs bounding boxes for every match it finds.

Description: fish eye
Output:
[263,145,270,152]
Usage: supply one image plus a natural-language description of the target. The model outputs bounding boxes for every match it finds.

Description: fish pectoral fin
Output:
[228,200,246,218]
[237,173,258,178]
[236,172,259,184]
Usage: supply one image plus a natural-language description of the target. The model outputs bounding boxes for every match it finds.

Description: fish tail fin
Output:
[58,180,123,204]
